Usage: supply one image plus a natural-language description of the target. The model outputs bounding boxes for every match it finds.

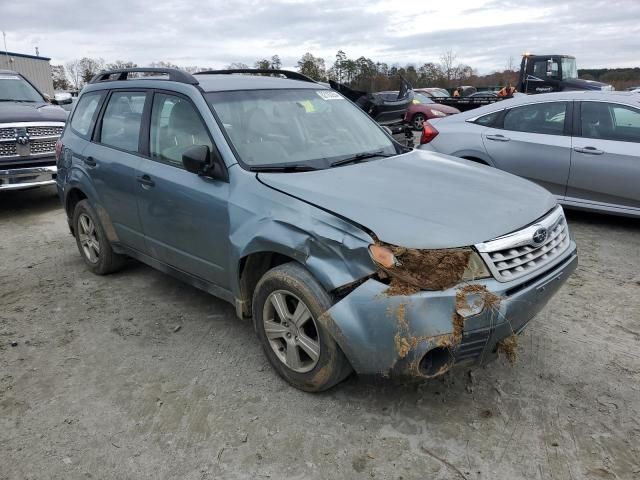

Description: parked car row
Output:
[54,67,578,392]
[419,91,640,218]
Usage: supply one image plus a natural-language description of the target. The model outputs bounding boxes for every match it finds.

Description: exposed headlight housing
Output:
[430,109,447,117]
[369,244,491,291]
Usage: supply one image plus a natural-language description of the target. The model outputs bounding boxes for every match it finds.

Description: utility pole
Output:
[2,31,10,69]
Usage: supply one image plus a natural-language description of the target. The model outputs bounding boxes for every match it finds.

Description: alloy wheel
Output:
[413,114,425,130]
[262,290,321,373]
[78,213,100,264]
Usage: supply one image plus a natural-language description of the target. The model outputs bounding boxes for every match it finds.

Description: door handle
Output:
[83,156,97,167]
[136,174,155,188]
[573,146,604,155]
[485,134,510,142]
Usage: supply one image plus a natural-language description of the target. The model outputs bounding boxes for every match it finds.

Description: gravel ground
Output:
[1,186,639,480]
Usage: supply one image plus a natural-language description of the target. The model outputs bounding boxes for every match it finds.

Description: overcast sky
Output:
[2,0,639,73]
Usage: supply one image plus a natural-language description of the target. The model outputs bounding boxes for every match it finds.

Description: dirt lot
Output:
[1,186,639,480]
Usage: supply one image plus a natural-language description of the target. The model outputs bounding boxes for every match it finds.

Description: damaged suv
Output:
[56,68,577,391]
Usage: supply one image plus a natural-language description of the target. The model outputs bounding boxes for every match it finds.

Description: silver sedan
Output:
[419,91,640,217]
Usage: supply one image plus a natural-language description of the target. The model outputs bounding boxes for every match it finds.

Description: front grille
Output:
[0,122,64,160]
[0,127,15,140]
[476,206,571,282]
[0,143,17,157]
[27,126,64,137]
[30,139,57,155]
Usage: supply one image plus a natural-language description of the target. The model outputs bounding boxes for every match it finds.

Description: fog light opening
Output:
[419,346,454,378]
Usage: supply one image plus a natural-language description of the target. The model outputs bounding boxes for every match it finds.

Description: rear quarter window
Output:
[473,110,501,126]
[70,92,104,137]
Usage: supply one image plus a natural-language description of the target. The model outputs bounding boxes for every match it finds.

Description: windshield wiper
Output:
[250,164,319,172]
[330,150,395,167]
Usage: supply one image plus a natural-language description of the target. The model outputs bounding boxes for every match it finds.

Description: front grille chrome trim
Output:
[476,206,571,282]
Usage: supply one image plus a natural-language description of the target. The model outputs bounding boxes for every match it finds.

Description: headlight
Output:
[369,244,491,291]
[430,109,447,117]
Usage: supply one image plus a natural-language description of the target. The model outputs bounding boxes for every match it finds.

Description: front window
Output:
[581,102,640,143]
[206,88,397,169]
[561,58,578,80]
[150,93,213,168]
[0,74,44,102]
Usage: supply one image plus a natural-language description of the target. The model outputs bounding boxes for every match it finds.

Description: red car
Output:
[405,92,460,130]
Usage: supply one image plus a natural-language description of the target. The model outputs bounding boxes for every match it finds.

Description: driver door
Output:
[135,92,231,288]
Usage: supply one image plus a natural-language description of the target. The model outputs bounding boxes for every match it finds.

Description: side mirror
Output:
[43,93,51,103]
[546,59,555,77]
[182,144,227,181]
[53,92,73,105]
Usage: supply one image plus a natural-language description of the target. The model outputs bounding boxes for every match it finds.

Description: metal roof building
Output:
[1,51,54,96]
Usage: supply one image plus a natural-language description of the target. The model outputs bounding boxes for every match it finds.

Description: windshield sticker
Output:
[316,90,343,100]
[0,75,21,80]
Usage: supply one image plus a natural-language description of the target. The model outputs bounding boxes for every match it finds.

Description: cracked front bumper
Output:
[0,165,57,191]
[321,243,578,379]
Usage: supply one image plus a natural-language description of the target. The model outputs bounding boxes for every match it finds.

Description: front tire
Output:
[72,199,126,275]
[253,263,352,392]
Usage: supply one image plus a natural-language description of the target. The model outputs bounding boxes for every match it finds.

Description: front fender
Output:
[453,149,495,166]
[227,175,376,299]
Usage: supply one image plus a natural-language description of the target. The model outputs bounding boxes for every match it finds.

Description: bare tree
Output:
[226,62,250,70]
[106,60,137,71]
[270,55,282,70]
[439,50,458,87]
[65,59,82,90]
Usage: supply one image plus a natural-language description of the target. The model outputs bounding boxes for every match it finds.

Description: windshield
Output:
[413,93,434,104]
[0,74,44,102]
[206,88,396,169]
[561,58,578,80]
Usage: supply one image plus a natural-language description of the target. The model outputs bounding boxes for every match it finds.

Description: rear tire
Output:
[253,263,352,392]
[72,199,126,275]
[412,113,426,131]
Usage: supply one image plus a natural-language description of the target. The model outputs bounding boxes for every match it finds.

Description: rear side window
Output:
[149,93,213,168]
[473,110,501,126]
[70,92,103,137]
[99,92,146,153]
[503,102,566,135]
[581,102,640,143]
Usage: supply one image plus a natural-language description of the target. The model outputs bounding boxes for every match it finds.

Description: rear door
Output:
[82,90,149,252]
[481,101,571,197]
[567,101,640,213]
[135,91,231,288]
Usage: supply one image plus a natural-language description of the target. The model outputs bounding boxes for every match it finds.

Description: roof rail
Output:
[89,67,199,85]
[195,69,316,84]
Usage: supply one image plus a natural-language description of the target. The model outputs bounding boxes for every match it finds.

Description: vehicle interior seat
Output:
[161,100,210,165]
[582,104,614,139]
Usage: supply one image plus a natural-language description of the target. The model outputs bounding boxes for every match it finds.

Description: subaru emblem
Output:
[532,227,548,245]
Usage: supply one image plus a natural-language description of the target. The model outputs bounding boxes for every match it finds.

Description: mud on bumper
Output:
[0,165,57,191]
[320,244,578,379]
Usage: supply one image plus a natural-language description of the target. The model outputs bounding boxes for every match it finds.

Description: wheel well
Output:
[65,188,87,215]
[65,188,87,232]
[237,252,298,318]
[462,156,489,166]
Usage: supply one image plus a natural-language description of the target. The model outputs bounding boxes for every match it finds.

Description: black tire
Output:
[253,262,352,392]
[72,199,126,275]
[412,113,426,131]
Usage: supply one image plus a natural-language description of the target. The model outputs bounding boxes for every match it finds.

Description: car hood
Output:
[257,150,557,249]
[563,78,611,91]
[0,101,67,123]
